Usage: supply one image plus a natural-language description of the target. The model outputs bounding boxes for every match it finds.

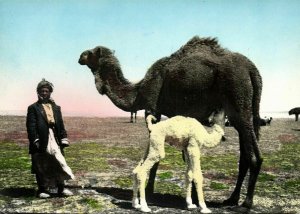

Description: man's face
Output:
[38,87,51,100]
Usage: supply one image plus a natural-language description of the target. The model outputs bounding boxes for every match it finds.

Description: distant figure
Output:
[260,117,273,126]
[289,107,300,121]
[26,79,74,198]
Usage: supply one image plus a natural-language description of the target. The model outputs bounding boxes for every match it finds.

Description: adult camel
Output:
[289,107,300,121]
[130,111,137,123]
[78,36,263,210]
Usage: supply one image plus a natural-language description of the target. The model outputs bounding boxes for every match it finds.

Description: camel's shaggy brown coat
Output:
[79,36,263,210]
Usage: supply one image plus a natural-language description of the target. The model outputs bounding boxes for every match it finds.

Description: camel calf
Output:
[132,115,224,213]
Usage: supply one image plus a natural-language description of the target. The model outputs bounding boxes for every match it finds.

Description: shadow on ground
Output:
[0,187,36,198]
[0,186,252,213]
[94,186,227,211]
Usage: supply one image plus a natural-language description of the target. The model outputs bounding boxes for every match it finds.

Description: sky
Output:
[0,0,300,117]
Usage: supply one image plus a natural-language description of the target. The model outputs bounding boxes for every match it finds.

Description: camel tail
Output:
[146,115,157,132]
[250,67,263,141]
[203,124,224,148]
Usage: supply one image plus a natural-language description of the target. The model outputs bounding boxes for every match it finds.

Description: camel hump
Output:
[185,36,220,49]
[169,36,225,61]
[289,107,300,114]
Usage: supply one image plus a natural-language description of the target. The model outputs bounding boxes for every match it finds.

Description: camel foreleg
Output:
[137,158,159,212]
[187,142,211,213]
[133,143,161,213]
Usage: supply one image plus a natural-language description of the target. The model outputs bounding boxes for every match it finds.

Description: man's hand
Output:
[61,138,70,147]
[34,139,40,149]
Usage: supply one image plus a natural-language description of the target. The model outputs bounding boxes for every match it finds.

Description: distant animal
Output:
[289,107,300,121]
[130,111,137,123]
[132,115,224,213]
[225,116,231,127]
[79,36,263,210]
[259,117,273,126]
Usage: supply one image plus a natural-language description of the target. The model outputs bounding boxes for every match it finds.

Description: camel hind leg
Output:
[183,148,197,210]
[224,118,263,209]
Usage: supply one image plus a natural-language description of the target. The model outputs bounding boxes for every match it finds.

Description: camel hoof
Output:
[133,203,141,209]
[132,198,141,209]
[201,208,212,213]
[228,205,250,214]
[241,199,253,209]
[140,206,151,212]
[187,204,197,210]
[223,197,239,206]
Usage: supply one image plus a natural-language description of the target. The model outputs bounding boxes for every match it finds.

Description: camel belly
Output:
[159,88,221,121]
[165,136,189,149]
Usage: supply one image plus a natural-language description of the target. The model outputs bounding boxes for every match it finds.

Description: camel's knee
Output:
[250,155,263,173]
[186,170,193,181]
[193,177,203,187]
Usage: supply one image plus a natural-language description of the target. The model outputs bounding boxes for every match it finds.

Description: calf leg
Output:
[187,142,211,213]
[145,136,165,196]
[132,162,142,209]
[183,149,197,210]
[145,162,159,195]
[137,157,159,212]
[134,137,162,213]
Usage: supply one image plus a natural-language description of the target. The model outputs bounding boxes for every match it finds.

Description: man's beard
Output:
[38,94,51,103]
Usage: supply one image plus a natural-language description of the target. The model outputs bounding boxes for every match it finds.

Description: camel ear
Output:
[95,47,102,57]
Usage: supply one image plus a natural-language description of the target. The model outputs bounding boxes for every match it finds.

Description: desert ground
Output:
[0,115,299,213]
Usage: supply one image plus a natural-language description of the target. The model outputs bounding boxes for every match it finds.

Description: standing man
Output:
[26,78,74,198]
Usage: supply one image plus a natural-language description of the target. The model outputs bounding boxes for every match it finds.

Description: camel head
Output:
[79,46,116,95]
[78,46,113,70]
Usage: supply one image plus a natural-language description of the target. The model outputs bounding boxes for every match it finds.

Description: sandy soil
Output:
[0,116,299,213]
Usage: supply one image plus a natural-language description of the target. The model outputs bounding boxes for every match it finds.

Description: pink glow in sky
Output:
[1,1,300,117]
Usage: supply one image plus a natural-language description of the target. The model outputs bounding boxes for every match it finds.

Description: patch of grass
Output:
[258,172,276,182]
[158,171,173,180]
[65,142,142,173]
[210,181,229,190]
[0,140,31,170]
[0,141,35,188]
[263,142,300,172]
[65,143,110,172]
[81,197,104,210]
[283,178,300,194]
[159,145,185,170]
[113,176,132,189]
[155,180,183,196]
[256,142,300,197]
[201,154,238,178]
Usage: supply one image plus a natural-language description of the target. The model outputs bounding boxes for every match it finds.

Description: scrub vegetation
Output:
[0,116,299,213]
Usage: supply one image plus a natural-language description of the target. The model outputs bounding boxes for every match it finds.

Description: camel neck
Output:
[100,63,138,112]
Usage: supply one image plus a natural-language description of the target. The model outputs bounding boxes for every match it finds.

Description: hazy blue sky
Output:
[1,0,299,117]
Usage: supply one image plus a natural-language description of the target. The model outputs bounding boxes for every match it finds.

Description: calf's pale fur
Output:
[132,115,224,213]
